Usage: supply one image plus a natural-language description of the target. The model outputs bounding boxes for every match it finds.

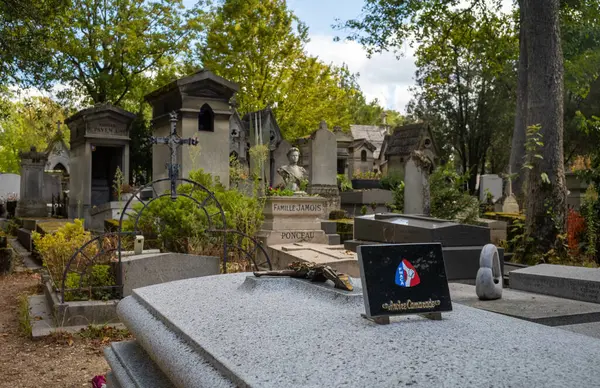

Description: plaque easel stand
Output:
[361,312,442,325]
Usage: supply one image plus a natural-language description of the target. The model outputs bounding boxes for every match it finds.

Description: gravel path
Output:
[0,272,112,388]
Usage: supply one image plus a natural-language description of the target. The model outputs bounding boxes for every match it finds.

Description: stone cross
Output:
[151,111,199,199]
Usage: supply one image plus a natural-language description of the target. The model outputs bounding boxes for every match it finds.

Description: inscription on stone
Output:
[89,123,127,136]
[280,231,315,241]
[273,203,323,212]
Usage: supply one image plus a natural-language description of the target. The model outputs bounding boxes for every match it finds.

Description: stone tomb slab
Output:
[267,243,359,277]
[354,213,491,247]
[344,239,504,280]
[450,283,600,326]
[510,264,600,303]
[111,273,600,388]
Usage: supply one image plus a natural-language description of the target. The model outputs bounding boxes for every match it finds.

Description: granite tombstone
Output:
[358,243,452,322]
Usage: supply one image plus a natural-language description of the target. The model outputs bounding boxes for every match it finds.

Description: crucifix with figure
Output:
[151,111,199,199]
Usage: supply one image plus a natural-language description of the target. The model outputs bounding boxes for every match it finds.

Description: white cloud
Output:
[305,35,417,113]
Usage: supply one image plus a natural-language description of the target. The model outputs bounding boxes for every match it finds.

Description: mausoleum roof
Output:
[384,122,436,157]
[350,125,388,158]
[64,103,136,125]
[144,69,239,103]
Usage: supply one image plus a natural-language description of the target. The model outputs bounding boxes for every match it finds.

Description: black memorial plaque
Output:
[357,243,452,318]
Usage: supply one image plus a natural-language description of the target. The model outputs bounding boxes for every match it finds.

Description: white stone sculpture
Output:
[475,244,503,300]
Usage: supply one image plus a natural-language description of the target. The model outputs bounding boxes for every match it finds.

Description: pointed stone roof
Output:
[350,125,388,159]
[145,69,239,103]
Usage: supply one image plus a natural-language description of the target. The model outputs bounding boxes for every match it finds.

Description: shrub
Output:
[329,210,346,220]
[337,174,353,192]
[32,219,98,287]
[64,265,116,301]
[267,186,295,196]
[381,174,403,190]
[126,169,265,255]
[429,162,479,224]
[392,181,405,213]
[352,171,381,180]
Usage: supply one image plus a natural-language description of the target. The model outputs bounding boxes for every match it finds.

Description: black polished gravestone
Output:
[347,214,504,281]
[354,214,490,247]
[358,243,452,323]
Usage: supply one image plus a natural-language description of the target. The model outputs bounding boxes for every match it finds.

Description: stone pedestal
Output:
[16,147,48,218]
[258,196,328,246]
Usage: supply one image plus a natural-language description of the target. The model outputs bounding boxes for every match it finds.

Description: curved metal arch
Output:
[61,176,272,302]
[60,232,121,303]
[214,229,272,271]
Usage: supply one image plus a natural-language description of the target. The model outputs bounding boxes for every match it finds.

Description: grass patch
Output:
[17,293,32,338]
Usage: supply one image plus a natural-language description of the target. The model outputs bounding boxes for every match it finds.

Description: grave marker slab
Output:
[358,243,452,321]
[106,273,600,387]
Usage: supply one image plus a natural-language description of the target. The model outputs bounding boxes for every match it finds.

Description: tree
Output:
[406,10,517,193]
[338,0,568,255]
[38,0,195,105]
[0,97,68,173]
[519,0,567,254]
[198,0,308,114]
[196,0,369,138]
[0,0,67,88]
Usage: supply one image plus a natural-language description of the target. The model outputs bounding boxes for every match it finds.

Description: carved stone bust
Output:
[277,147,307,193]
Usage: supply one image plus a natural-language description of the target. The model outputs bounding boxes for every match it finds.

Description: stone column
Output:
[403,151,433,216]
[16,146,49,218]
[308,121,340,218]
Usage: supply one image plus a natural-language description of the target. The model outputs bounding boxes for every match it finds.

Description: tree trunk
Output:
[523,0,567,254]
[509,0,528,200]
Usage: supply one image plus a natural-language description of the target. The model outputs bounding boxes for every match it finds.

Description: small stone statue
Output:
[476,244,503,300]
[254,261,354,291]
[277,147,307,193]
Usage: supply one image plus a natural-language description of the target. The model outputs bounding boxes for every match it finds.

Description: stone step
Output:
[510,264,600,304]
[9,238,43,271]
[450,283,600,327]
[104,341,175,388]
[29,295,56,338]
[326,233,340,245]
[111,296,235,388]
[28,294,126,338]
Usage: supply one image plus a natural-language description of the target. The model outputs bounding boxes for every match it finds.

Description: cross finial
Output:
[151,111,199,199]
[319,120,327,130]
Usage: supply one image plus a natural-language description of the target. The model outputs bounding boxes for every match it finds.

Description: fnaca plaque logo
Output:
[395,259,420,288]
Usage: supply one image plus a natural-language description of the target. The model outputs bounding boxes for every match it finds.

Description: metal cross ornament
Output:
[151,111,199,199]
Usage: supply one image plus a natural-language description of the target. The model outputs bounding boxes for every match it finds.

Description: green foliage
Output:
[329,210,346,220]
[267,187,294,196]
[196,0,371,139]
[127,169,265,253]
[428,163,480,224]
[391,181,405,213]
[40,0,195,105]
[18,293,32,337]
[0,97,68,173]
[0,0,68,87]
[337,174,353,192]
[360,205,368,216]
[352,171,381,180]
[229,154,249,186]
[32,219,97,287]
[64,265,116,301]
[581,185,599,260]
[381,174,403,191]
[113,166,125,199]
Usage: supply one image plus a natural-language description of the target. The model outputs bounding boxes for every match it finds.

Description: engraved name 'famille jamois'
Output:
[382,299,441,312]
[273,204,323,212]
[281,231,315,240]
